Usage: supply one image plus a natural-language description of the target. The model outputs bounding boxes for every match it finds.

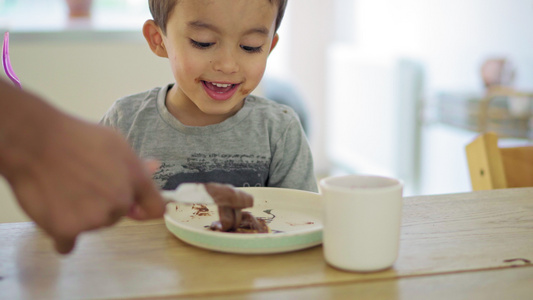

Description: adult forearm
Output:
[0,79,63,178]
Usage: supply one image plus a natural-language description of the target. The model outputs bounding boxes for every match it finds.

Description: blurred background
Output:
[1,0,532,221]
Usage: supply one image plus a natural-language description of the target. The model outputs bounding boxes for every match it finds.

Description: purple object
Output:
[2,32,22,89]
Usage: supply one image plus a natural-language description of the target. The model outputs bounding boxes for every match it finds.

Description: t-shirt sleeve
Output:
[268,117,318,193]
[99,102,118,128]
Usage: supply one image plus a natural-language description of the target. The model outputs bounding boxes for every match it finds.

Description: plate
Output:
[164,187,323,254]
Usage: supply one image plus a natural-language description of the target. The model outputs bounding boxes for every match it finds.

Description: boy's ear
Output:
[269,33,279,54]
[143,20,168,58]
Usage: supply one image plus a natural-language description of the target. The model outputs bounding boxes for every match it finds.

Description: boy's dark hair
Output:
[148,0,288,35]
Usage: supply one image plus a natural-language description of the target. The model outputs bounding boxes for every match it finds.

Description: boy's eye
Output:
[190,39,214,49]
[241,45,263,53]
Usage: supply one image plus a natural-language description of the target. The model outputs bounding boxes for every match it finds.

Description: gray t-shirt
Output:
[100,84,318,192]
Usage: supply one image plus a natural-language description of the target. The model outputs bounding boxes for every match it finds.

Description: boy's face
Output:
[155,0,279,123]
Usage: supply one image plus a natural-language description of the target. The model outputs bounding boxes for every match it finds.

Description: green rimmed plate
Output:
[164,187,323,254]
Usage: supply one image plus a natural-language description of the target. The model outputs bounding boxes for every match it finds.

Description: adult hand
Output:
[0,80,165,254]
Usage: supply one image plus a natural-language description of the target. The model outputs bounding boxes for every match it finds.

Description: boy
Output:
[100,0,317,192]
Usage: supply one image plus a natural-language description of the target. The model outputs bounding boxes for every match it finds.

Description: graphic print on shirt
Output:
[153,153,270,189]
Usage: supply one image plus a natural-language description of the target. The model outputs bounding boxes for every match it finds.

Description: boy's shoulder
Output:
[101,86,164,127]
[112,86,162,112]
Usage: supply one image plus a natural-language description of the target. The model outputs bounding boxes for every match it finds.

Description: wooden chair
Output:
[465,132,533,190]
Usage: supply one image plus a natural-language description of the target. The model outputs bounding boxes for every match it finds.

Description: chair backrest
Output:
[465,132,533,190]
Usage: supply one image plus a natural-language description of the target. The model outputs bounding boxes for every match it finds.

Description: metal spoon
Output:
[161,183,215,205]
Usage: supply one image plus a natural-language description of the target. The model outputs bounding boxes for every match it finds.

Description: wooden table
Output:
[1,188,533,300]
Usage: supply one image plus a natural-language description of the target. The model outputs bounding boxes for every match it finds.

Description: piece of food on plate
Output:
[210,211,270,233]
[204,183,269,234]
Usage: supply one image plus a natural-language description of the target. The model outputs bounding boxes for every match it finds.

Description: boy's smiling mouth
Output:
[202,80,240,101]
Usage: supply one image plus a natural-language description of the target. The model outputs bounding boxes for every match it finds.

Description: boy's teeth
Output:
[211,82,231,88]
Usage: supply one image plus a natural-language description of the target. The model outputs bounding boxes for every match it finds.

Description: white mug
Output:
[320,174,403,272]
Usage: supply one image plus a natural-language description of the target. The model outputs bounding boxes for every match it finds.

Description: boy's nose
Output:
[212,49,240,74]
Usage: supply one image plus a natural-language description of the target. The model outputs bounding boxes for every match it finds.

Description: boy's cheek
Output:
[175,55,201,73]
[248,60,268,77]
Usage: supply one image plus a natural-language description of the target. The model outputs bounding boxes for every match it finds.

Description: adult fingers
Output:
[126,203,151,220]
[13,186,80,254]
[54,236,76,254]
[104,207,128,227]
[143,159,161,175]
[129,157,165,220]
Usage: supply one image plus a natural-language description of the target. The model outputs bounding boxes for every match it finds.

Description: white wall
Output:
[351,0,533,92]
[323,0,533,195]
[284,0,335,175]
[6,38,174,122]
